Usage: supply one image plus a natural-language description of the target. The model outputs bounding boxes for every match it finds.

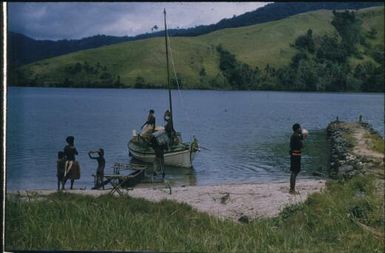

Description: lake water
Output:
[6,87,384,191]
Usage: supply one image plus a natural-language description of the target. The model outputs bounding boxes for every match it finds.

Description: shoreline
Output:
[8,179,326,222]
[5,119,384,251]
[7,120,382,222]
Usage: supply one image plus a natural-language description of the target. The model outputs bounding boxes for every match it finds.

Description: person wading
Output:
[151,136,165,179]
[289,123,307,194]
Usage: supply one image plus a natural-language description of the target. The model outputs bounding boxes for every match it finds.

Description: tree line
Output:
[10,61,122,88]
[212,10,384,92]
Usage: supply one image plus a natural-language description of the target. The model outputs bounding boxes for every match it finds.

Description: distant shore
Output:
[8,179,326,222]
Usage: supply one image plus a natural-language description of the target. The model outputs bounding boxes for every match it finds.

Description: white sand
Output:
[128,180,325,221]
[9,179,326,222]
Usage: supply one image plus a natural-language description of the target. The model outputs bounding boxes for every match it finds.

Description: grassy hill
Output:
[11,7,384,89]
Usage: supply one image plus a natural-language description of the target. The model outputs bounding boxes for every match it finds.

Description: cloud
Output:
[7,2,269,40]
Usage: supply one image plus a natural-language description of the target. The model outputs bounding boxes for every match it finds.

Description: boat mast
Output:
[163,9,174,129]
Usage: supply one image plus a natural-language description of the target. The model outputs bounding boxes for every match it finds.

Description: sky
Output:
[8,2,270,41]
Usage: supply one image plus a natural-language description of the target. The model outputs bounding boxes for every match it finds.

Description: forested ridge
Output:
[9,2,382,67]
[10,7,384,92]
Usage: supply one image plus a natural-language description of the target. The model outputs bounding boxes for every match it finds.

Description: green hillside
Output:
[200,9,335,68]
[11,7,384,90]
[350,7,385,67]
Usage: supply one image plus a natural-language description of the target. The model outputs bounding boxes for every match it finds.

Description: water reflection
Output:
[266,130,330,177]
[129,159,197,187]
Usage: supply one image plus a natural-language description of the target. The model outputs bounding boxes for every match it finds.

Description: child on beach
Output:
[56,151,66,190]
[89,148,105,189]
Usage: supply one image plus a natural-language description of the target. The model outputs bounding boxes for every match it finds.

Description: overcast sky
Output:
[8,2,270,41]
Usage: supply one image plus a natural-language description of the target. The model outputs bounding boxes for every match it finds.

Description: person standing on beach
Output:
[89,148,105,189]
[289,123,306,194]
[56,151,66,190]
[64,136,78,189]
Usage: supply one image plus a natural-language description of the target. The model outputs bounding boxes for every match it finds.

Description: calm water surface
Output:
[6,87,384,190]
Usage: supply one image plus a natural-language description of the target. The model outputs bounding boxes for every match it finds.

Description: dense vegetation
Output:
[237,10,385,92]
[9,7,384,92]
[207,9,384,92]
[5,174,384,252]
[8,2,381,67]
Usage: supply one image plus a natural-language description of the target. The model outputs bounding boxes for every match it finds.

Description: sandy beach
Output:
[9,179,326,222]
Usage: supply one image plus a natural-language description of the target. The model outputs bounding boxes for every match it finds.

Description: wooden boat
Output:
[128,9,199,168]
[129,134,198,167]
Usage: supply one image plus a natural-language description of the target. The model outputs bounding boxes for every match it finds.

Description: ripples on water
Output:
[6,88,384,190]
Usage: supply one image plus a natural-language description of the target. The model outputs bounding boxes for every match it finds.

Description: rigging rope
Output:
[166,30,195,134]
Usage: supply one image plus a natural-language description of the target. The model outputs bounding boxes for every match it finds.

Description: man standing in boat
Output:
[164,110,171,125]
[141,109,156,139]
[289,123,307,194]
[164,109,176,146]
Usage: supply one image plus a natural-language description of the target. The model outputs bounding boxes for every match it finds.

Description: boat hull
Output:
[128,140,197,168]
